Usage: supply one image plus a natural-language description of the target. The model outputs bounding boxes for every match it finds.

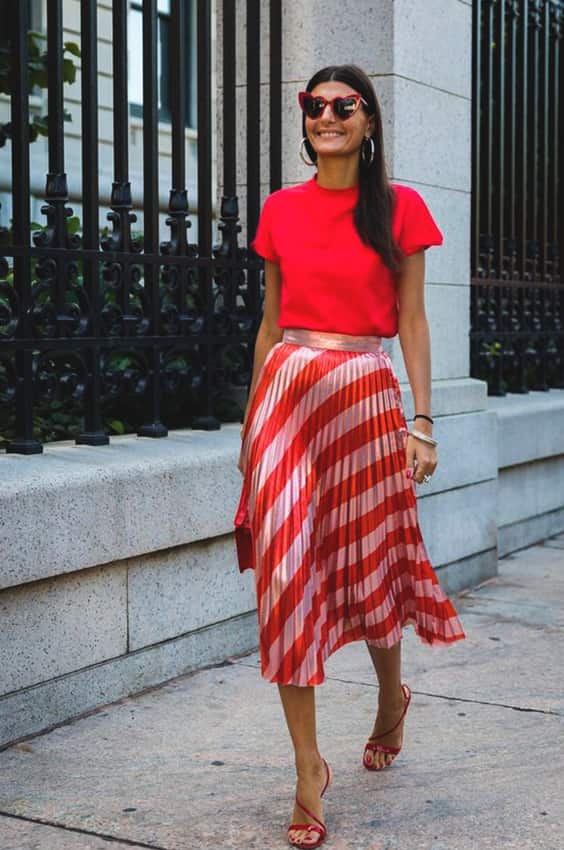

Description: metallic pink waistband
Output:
[282,327,383,352]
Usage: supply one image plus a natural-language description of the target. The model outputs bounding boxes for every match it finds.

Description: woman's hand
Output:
[406,421,438,484]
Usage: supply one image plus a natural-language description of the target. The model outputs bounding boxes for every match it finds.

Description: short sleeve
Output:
[250,194,280,262]
[397,187,443,256]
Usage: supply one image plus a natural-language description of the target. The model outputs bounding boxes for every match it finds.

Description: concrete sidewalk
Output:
[1,534,563,850]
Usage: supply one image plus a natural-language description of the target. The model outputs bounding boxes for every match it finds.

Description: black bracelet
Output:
[414,413,434,424]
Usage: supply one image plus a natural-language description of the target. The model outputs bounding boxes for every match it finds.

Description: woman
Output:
[233,64,466,849]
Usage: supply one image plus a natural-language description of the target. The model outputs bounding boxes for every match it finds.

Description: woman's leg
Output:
[278,683,328,843]
[364,640,409,768]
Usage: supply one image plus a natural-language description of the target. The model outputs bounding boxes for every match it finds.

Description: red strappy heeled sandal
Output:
[287,757,332,849]
[363,682,412,771]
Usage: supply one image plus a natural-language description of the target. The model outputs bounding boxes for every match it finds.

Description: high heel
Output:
[363,682,412,771]
[287,757,332,848]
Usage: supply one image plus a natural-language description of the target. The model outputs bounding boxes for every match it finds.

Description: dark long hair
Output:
[302,64,402,275]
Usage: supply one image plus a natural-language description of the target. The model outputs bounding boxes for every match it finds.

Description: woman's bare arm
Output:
[396,250,432,426]
[395,249,438,484]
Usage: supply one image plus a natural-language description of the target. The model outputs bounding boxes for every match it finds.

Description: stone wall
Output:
[2,395,564,747]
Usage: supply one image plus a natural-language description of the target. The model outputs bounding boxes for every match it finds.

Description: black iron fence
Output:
[471,0,564,394]
[0,0,282,453]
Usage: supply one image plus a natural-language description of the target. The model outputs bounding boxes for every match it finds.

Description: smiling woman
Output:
[233,63,465,850]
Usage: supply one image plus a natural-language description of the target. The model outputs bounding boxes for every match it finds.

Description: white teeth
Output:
[318,132,342,137]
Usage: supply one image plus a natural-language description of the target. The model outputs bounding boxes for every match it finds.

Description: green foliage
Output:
[479,340,508,394]
[482,340,502,358]
[0,405,132,448]
[0,30,80,146]
[109,420,126,435]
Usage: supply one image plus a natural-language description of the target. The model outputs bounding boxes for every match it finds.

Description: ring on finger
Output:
[414,473,433,485]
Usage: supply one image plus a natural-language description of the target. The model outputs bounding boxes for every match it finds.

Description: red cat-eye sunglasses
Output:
[298,91,371,121]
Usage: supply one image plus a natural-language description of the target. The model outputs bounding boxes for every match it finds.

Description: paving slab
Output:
[0,534,563,850]
[1,816,141,850]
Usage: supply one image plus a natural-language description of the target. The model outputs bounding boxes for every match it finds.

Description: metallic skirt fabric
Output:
[233,327,466,686]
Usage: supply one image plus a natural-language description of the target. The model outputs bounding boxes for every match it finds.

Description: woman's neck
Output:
[314,159,360,190]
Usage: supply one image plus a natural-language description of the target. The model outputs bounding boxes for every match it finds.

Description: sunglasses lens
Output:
[302,95,323,118]
[334,97,358,119]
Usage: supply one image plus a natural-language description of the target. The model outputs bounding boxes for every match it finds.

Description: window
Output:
[128,0,197,129]
[29,0,43,33]
[26,0,44,98]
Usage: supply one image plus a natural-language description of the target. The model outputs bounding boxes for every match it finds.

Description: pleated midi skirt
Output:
[234,327,466,686]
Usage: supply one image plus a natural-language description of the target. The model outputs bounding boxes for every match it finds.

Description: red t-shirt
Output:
[250,173,443,337]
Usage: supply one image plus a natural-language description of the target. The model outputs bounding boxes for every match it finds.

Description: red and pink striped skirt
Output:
[233,327,466,686]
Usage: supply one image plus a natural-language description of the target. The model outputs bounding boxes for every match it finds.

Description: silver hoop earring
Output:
[361,136,375,166]
[299,137,316,166]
